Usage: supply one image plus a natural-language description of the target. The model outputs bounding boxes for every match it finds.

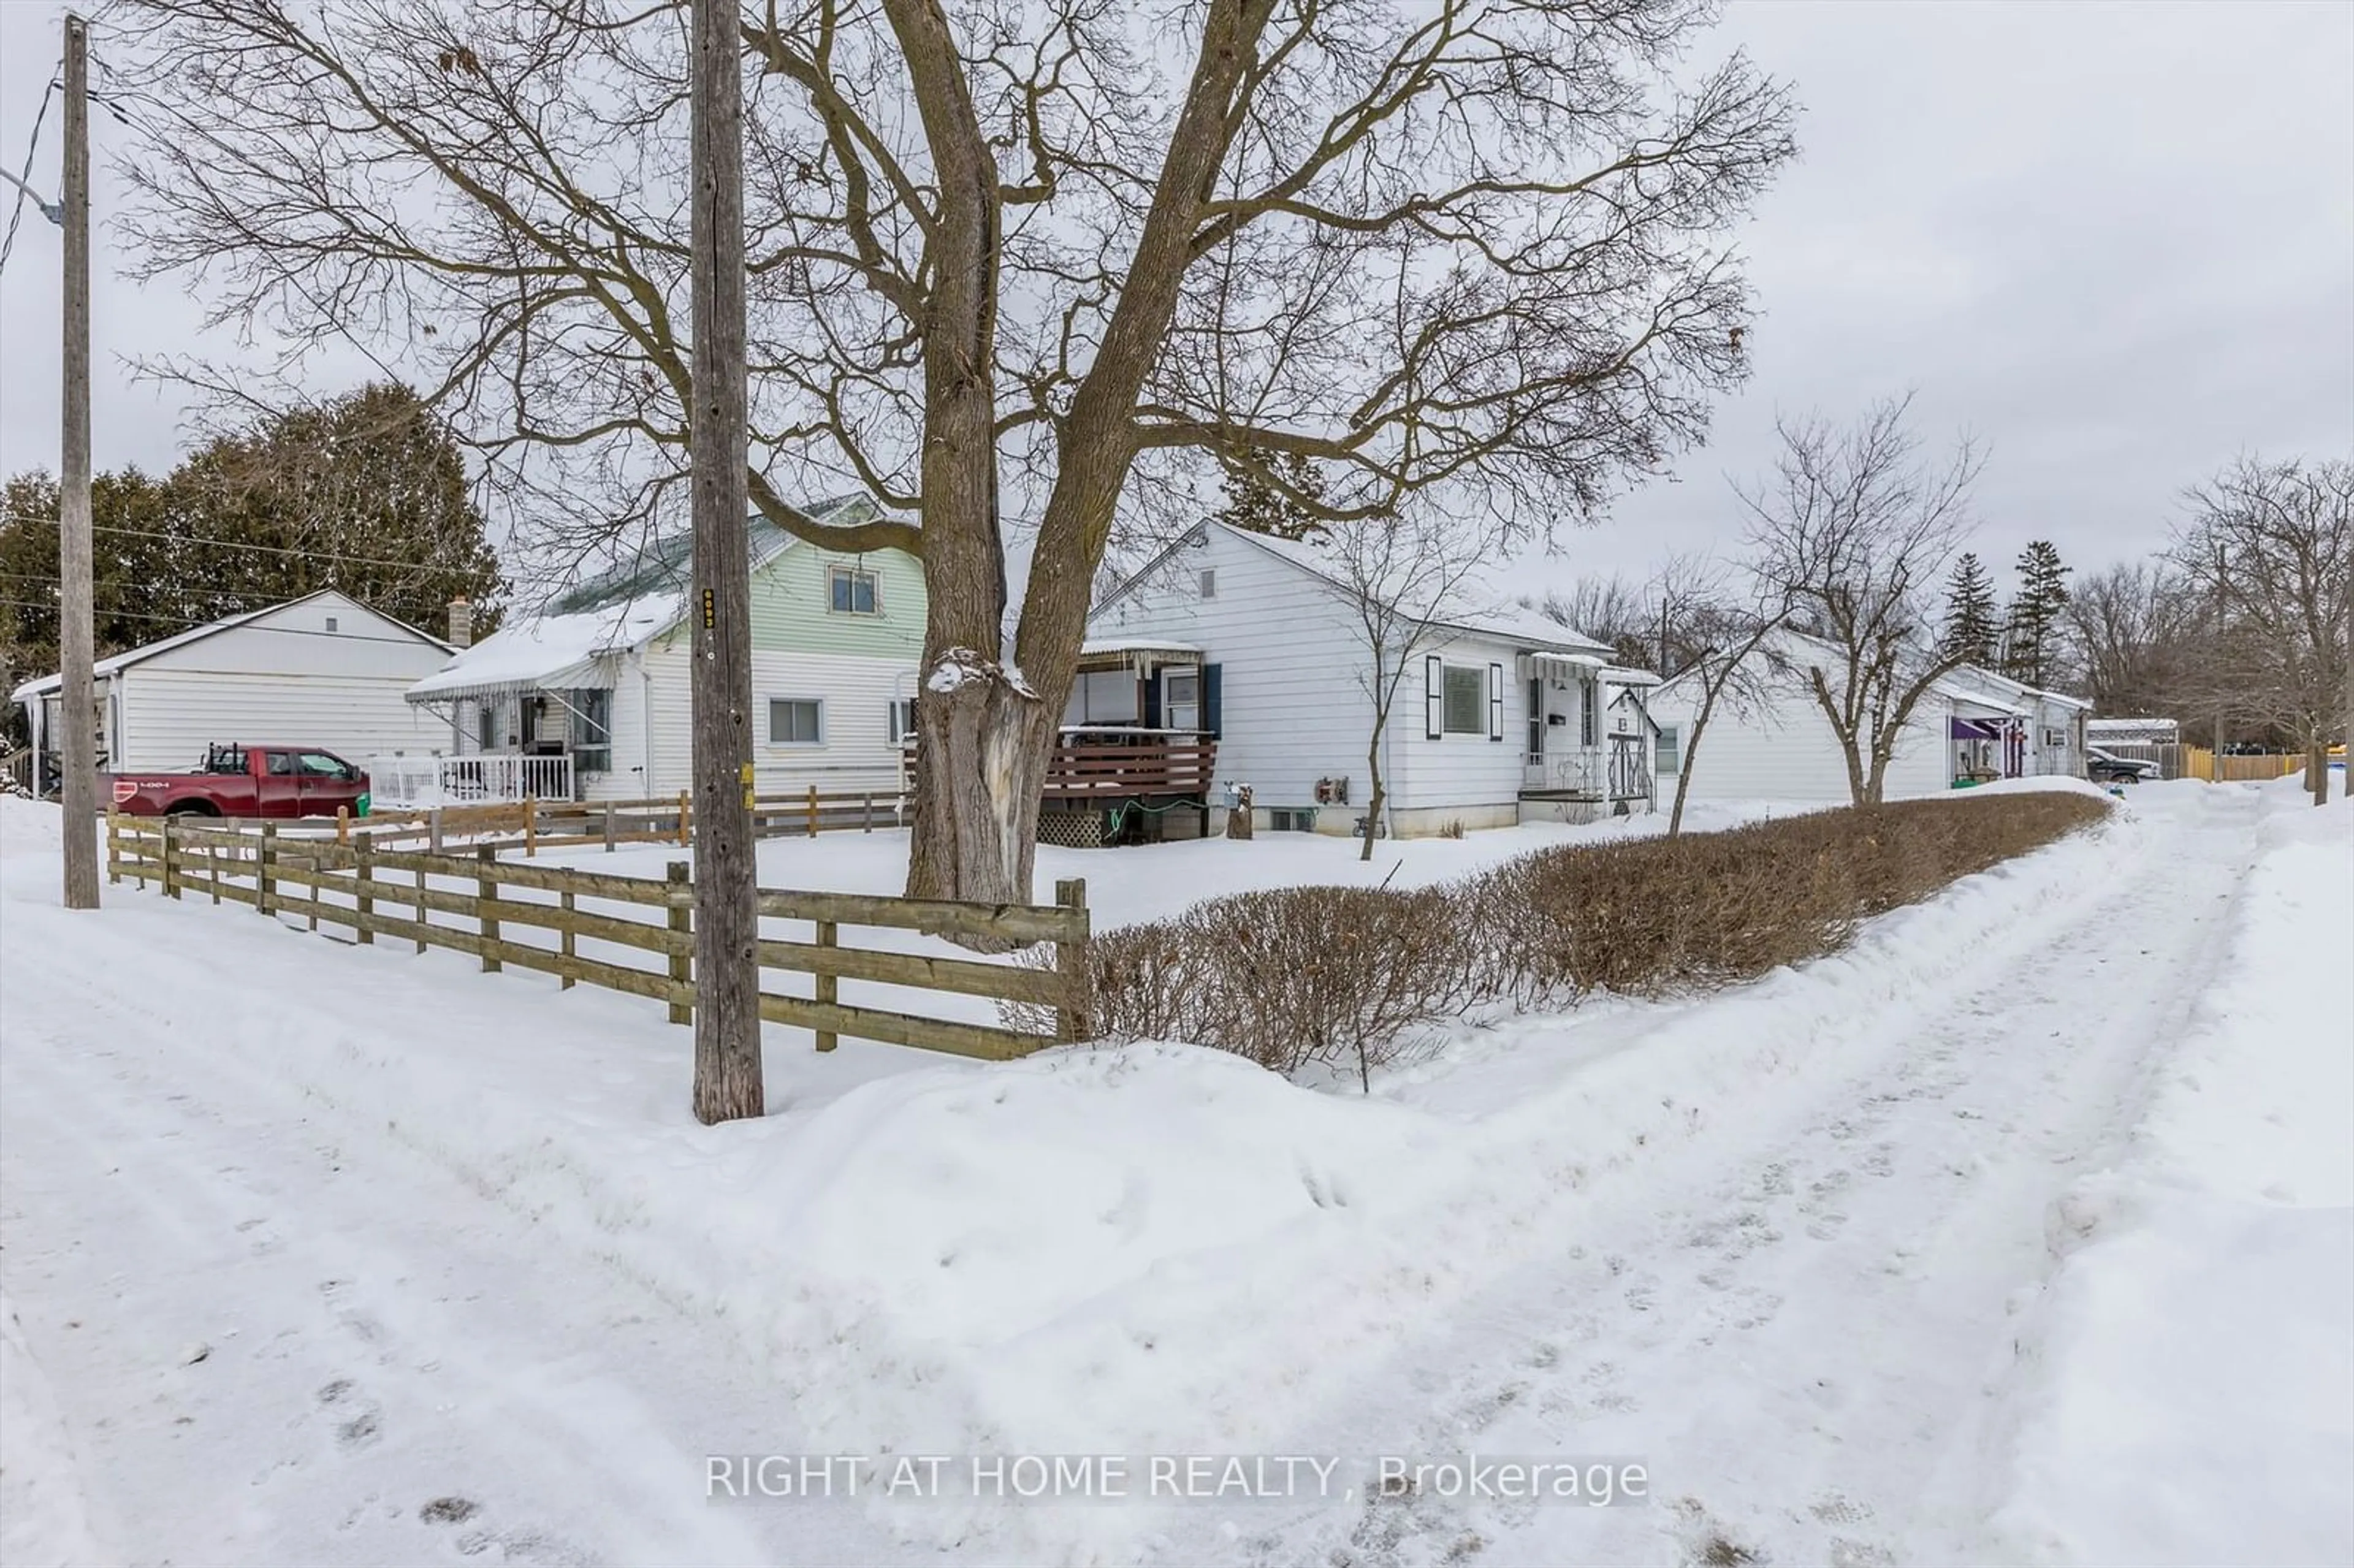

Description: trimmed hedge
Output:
[1058,791,2109,1082]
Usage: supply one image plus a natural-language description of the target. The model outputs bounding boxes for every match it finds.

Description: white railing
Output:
[367,753,574,807]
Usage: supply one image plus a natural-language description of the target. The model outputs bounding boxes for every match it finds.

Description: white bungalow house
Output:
[1082,519,1656,839]
[10,588,452,793]
[401,498,923,803]
[1650,631,2090,807]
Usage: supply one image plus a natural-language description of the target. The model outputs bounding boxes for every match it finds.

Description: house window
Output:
[324,615,339,633]
[828,566,880,615]
[1268,807,1317,832]
[1441,666,1485,735]
[476,697,500,752]
[1581,686,1598,748]
[1163,667,1200,731]
[572,688,612,773]
[887,698,916,744]
[1198,568,1217,599]
[1656,723,1681,775]
[769,698,824,746]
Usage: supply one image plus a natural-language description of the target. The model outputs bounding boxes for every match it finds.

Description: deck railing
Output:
[369,753,576,807]
[899,728,1219,802]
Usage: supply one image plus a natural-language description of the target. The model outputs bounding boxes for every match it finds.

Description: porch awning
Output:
[1076,636,1203,673]
[1525,650,1604,672]
[406,601,669,705]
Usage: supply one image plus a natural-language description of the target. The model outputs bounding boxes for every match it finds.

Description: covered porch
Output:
[1517,653,1659,813]
[401,647,615,805]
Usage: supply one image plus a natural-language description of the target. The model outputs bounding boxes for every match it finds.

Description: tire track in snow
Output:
[1148,786,2264,1568]
[0,914,920,1567]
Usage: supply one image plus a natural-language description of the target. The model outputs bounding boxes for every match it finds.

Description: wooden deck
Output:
[1042,730,1216,801]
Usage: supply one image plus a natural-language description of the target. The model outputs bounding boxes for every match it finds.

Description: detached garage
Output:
[11,589,453,791]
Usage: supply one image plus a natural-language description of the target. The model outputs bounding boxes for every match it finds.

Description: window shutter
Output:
[1202,664,1222,739]
[1425,655,1444,739]
[1488,662,1504,742]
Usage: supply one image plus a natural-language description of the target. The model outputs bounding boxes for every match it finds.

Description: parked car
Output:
[2086,746,2160,785]
[106,742,371,818]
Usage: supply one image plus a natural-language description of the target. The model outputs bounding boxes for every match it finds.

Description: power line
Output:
[0,63,61,274]
[0,512,492,576]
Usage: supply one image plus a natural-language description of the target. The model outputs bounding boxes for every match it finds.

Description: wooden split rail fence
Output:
[318,785,911,859]
[107,813,1089,1062]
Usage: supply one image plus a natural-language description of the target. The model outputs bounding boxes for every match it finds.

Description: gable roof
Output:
[10,588,452,706]
[1094,519,1616,658]
[1939,661,2095,714]
[406,495,902,704]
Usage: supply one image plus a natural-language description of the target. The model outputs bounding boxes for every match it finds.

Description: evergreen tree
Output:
[1939,550,2000,665]
[2001,539,2072,687]
[1216,449,1328,541]
[2,382,505,743]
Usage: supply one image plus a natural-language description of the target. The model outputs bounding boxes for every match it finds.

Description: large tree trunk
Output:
[2309,733,2329,807]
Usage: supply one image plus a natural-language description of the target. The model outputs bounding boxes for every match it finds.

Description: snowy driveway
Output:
[3,783,2344,1566]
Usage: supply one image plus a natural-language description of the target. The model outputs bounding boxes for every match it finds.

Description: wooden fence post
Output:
[356,835,375,945]
[524,796,538,858]
[429,807,444,855]
[666,860,692,1025]
[478,843,501,973]
[335,805,349,845]
[161,815,180,900]
[414,859,429,953]
[862,792,874,832]
[603,801,617,853]
[676,790,691,847]
[1054,877,1089,1043]
[105,810,120,883]
[813,920,838,1052]
[560,888,577,989]
[806,783,819,837]
[257,821,277,916]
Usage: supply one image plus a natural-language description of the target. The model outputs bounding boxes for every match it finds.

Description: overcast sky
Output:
[1,0,2348,596]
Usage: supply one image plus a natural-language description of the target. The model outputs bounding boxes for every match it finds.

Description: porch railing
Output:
[898,729,1219,802]
[1523,747,1651,801]
[368,753,575,807]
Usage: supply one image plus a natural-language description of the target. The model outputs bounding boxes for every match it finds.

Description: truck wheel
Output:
[166,801,219,817]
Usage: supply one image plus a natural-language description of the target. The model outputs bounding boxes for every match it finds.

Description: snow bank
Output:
[0,1292,110,1568]
[1991,798,2354,1565]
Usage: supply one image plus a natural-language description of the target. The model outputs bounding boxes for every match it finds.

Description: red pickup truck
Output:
[108,744,371,819]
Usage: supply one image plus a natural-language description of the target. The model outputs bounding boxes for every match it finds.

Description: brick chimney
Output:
[448,596,473,649]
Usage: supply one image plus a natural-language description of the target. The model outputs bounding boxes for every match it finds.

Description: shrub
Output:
[1042,791,2109,1083]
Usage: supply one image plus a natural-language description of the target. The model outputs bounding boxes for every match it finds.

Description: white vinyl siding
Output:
[601,641,916,801]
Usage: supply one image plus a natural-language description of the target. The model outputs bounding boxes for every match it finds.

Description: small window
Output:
[324,615,339,633]
[264,751,297,777]
[1581,688,1598,748]
[1198,568,1217,599]
[828,566,880,615]
[1656,724,1682,775]
[1441,666,1485,736]
[573,688,613,773]
[769,698,824,745]
[887,698,916,744]
[1268,807,1317,832]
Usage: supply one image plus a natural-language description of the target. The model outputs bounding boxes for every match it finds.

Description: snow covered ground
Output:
[1,780,2346,1566]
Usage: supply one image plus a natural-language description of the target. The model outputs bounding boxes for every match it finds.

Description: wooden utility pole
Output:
[687,0,761,1123]
[58,13,98,910]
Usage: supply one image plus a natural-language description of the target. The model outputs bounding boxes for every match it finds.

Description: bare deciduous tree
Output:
[2175,457,2353,805]
[108,0,1796,908]
[1740,394,1981,806]
[1653,561,1791,834]
[2066,560,2201,719]
[1323,506,1508,861]
[1536,574,1654,670]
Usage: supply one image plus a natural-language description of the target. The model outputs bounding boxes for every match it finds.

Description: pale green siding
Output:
[650,542,926,656]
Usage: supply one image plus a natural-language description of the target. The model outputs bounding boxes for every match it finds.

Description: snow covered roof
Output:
[1598,664,1662,687]
[2088,716,2177,737]
[1941,662,2093,714]
[1175,521,1615,658]
[408,495,901,704]
[10,589,450,705]
[405,596,679,702]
